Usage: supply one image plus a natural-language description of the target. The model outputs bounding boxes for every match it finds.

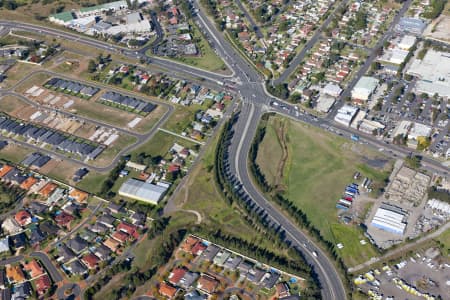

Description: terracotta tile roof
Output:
[23,260,44,278]
[159,282,177,298]
[81,253,100,269]
[181,236,200,252]
[39,182,58,197]
[6,265,25,283]
[35,274,51,295]
[55,211,74,228]
[0,165,13,178]
[111,231,129,244]
[117,222,139,239]
[197,274,219,294]
[69,189,88,203]
[103,237,120,252]
[14,210,32,227]
[168,268,186,285]
[191,241,207,256]
[20,176,38,190]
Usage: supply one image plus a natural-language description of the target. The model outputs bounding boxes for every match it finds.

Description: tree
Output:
[87,60,97,73]
[405,155,421,169]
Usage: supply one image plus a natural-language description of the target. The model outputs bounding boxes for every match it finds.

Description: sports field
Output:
[256,115,391,266]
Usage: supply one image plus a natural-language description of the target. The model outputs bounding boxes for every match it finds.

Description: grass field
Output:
[256,115,390,266]
[2,62,40,89]
[0,143,31,164]
[130,130,197,159]
[161,105,198,134]
[171,125,288,255]
[76,171,109,194]
[0,95,28,114]
[436,229,450,256]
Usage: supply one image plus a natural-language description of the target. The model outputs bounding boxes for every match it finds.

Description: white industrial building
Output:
[427,199,450,215]
[371,204,408,235]
[358,119,385,135]
[316,94,336,113]
[408,122,432,140]
[407,49,450,98]
[334,105,359,126]
[397,35,416,50]
[350,110,367,129]
[393,120,412,137]
[323,83,342,97]
[351,76,379,102]
[118,178,168,205]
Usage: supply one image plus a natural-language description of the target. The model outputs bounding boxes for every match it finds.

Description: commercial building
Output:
[351,76,379,103]
[358,119,385,135]
[78,0,128,17]
[397,35,416,50]
[316,94,336,113]
[371,203,408,235]
[49,11,76,26]
[397,17,426,35]
[408,122,432,140]
[334,105,359,127]
[118,178,168,205]
[407,49,450,97]
[322,83,342,97]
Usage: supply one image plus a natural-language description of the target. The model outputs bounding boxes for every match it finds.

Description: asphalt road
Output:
[57,283,81,300]
[31,251,64,283]
[234,0,264,40]
[0,0,447,297]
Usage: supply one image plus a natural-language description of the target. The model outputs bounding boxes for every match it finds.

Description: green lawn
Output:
[162,105,198,134]
[130,130,196,159]
[256,117,283,186]
[76,171,110,195]
[436,229,450,256]
[256,115,390,267]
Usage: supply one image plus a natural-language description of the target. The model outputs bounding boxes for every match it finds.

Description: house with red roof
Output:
[117,222,139,240]
[191,241,207,256]
[14,210,32,227]
[168,268,186,286]
[111,231,129,244]
[55,212,74,229]
[35,274,51,296]
[159,282,177,299]
[181,236,200,252]
[81,253,100,269]
[23,259,44,278]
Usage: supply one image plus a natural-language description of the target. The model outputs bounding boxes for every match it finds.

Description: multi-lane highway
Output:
[0,0,448,298]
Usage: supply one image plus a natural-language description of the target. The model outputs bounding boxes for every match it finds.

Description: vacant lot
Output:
[130,130,196,159]
[256,115,390,266]
[2,62,40,89]
[0,143,31,164]
[0,95,28,114]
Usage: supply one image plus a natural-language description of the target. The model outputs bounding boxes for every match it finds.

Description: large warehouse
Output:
[351,76,379,103]
[406,49,450,97]
[334,105,359,126]
[371,203,408,235]
[118,178,168,205]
